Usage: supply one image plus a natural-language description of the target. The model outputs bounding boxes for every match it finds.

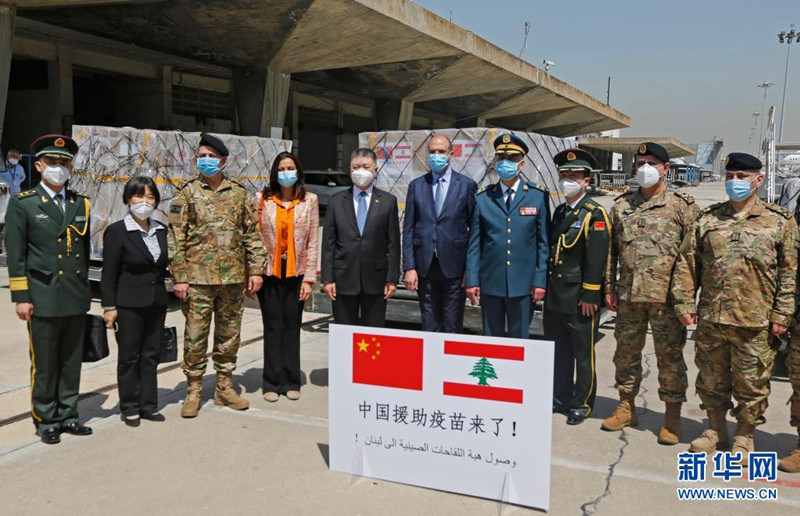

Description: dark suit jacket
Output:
[101,218,169,308]
[402,169,477,279]
[321,187,401,296]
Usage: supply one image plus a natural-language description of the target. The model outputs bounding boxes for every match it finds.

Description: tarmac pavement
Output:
[1,181,799,515]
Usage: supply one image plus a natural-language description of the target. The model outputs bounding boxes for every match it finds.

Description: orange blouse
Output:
[272,195,300,278]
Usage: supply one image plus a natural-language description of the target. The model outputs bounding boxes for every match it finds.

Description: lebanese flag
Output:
[352,333,423,390]
[442,341,525,404]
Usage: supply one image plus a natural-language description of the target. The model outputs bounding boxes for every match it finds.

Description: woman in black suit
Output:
[101,176,169,427]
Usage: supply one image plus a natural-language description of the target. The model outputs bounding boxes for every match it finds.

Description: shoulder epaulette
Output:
[229,178,248,189]
[764,202,792,219]
[701,201,726,214]
[673,190,696,205]
[614,191,631,202]
[74,191,89,199]
[584,201,597,211]
[174,178,195,190]
[527,181,547,193]
[14,189,37,200]
[476,186,488,195]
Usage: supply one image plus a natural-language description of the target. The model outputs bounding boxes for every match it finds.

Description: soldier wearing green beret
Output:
[5,134,93,445]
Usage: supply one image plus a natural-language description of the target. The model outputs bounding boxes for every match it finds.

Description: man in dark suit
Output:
[465,133,550,339]
[403,134,477,333]
[5,134,93,444]
[322,148,400,327]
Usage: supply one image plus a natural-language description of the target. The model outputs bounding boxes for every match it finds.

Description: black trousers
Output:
[29,314,85,431]
[115,305,167,416]
[418,256,465,333]
[544,311,598,416]
[333,292,386,327]
[257,274,305,393]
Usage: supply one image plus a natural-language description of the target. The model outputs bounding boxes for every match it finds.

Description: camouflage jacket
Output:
[168,176,265,285]
[672,198,799,327]
[603,188,698,303]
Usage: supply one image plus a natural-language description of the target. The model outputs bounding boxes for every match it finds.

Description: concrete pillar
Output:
[291,91,300,153]
[233,67,290,138]
[47,44,74,134]
[160,65,173,129]
[621,150,634,176]
[0,3,16,145]
[374,98,401,131]
[397,99,414,131]
[262,69,290,139]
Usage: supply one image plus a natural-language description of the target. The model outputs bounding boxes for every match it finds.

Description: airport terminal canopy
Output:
[15,0,630,137]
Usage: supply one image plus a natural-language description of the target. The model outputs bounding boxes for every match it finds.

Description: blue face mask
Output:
[496,159,519,181]
[725,178,756,202]
[277,169,298,188]
[197,157,220,176]
[428,154,449,174]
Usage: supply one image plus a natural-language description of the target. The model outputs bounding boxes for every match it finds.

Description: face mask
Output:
[42,164,70,186]
[197,157,220,176]
[496,159,519,181]
[428,154,449,174]
[558,178,583,198]
[636,163,661,188]
[130,201,155,219]
[7,158,18,166]
[277,169,298,188]
[725,178,757,202]
[351,167,375,188]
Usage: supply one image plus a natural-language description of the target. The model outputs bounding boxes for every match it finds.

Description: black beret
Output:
[30,134,78,160]
[554,148,597,171]
[199,132,229,157]
[636,142,669,164]
[493,133,529,155]
[724,152,762,172]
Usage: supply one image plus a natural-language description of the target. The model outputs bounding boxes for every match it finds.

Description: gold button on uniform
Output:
[58,270,63,276]
[57,238,62,243]
[507,250,511,255]
[507,228,511,234]
[507,218,511,222]
[557,274,562,278]
[508,239,512,244]
[58,254,62,259]
[506,261,511,266]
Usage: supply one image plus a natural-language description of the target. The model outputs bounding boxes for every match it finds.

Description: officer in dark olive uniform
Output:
[545,148,611,425]
[5,134,93,444]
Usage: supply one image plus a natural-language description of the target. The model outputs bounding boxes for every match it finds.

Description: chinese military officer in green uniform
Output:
[545,148,610,425]
[5,134,93,444]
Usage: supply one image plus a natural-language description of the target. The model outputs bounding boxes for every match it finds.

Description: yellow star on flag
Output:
[357,339,370,353]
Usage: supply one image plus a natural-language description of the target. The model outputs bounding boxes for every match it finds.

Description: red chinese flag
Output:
[352,333,423,390]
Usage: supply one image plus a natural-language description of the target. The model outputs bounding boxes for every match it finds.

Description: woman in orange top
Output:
[256,152,319,402]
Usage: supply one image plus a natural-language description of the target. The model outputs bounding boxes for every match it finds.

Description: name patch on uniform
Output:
[638,218,647,228]
[170,204,183,214]
[35,214,49,222]
[519,207,538,216]
[593,221,606,230]
[75,215,87,222]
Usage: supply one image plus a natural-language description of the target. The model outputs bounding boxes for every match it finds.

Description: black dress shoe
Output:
[141,413,166,422]
[566,411,586,425]
[553,405,569,415]
[39,427,61,445]
[121,415,141,427]
[61,422,93,436]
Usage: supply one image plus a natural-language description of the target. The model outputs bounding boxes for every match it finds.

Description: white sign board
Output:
[328,324,554,510]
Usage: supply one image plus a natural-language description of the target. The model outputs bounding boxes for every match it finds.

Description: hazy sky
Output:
[415,0,799,153]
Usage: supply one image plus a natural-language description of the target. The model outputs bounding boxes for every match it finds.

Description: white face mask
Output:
[351,167,375,188]
[558,178,583,198]
[130,201,155,220]
[636,163,661,188]
[7,158,18,166]
[42,164,70,186]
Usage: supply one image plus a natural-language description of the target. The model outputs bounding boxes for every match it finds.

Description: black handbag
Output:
[159,326,179,363]
[83,314,110,362]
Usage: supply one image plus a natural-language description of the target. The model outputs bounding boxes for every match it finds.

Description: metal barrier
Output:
[598,172,628,191]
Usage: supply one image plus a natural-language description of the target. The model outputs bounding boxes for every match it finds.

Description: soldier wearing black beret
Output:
[546,148,610,424]
[5,134,93,444]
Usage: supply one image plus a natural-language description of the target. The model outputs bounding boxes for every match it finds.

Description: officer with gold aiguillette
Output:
[5,134,93,445]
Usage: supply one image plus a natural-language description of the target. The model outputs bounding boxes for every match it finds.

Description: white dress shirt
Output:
[352,185,374,215]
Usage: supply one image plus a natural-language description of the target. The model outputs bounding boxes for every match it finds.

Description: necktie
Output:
[356,191,368,235]
[54,193,65,213]
[505,188,513,210]
[434,176,445,217]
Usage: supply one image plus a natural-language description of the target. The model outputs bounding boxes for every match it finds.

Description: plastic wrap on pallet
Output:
[359,128,575,214]
[69,125,291,259]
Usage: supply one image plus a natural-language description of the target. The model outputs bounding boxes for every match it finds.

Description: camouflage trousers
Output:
[181,283,245,377]
[788,320,800,428]
[613,300,688,402]
[695,320,775,426]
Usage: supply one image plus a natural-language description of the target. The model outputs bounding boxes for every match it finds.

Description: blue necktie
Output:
[356,191,368,235]
[434,176,445,217]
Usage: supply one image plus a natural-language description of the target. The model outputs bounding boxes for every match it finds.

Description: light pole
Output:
[757,82,773,154]
[777,24,798,142]
[751,113,759,153]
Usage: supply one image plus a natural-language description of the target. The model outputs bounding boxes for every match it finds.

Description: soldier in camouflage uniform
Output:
[168,133,266,418]
[673,152,798,466]
[782,322,800,471]
[602,142,698,445]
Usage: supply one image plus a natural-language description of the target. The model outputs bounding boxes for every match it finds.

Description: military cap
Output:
[724,152,762,172]
[199,132,229,157]
[635,141,669,164]
[30,134,78,160]
[554,148,597,171]
[493,133,529,155]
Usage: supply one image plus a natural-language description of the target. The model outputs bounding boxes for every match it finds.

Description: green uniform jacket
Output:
[5,184,92,316]
[545,196,611,314]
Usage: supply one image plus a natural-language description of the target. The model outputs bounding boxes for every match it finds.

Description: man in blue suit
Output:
[465,133,550,339]
[403,134,477,333]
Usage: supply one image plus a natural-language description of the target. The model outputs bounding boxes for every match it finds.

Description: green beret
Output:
[724,152,762,172]
[636,141,669,164]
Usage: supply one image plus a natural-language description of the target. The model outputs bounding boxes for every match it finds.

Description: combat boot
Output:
[731,420,756,467]
[601,395,638,431]
[778,431,800,473]
[214,372,249,410]
[657,402,682,445]
[180,376,203,418]
[690,410,730,453]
